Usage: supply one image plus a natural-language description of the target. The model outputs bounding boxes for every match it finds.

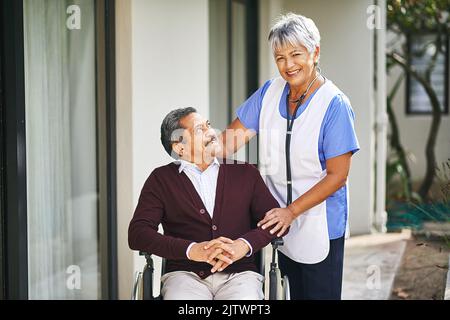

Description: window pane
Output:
[408,34,448,114]
[23,0,100,299]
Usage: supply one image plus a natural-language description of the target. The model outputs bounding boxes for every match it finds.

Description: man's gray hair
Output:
[160,107,197,158]
[268,13,321,59]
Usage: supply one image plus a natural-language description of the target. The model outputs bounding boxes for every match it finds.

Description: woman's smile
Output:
[286,69,301,77]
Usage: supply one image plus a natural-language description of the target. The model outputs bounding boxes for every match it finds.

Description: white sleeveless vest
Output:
[259,77,342,264]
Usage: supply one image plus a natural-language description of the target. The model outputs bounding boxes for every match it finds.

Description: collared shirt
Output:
[177,158,220,218]
[177,158,253,259]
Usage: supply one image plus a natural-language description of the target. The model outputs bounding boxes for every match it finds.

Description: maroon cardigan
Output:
[128,160,283,279]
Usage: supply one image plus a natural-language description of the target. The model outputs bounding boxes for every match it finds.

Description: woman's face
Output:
[274,43,319,89]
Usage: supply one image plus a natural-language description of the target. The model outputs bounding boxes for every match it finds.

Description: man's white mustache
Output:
[204,136,218,146]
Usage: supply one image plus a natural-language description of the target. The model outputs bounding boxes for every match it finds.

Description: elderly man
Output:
[128,107,286,300]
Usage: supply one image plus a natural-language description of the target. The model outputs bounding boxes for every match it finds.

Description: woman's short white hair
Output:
[269,13,321,59]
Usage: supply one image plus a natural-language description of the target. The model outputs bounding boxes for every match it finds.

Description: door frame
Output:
[226,0,259,164]
[97,0,118,300]
[226,0,259,123]
[1,0,28,300]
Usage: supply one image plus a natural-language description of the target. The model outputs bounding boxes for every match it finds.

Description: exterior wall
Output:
[259,0,376,235]
[116,0,209,299]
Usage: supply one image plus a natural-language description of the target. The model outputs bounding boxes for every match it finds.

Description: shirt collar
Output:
[177,157,220,173]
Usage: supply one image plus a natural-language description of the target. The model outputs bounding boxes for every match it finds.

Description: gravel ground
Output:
[390,235,449,300]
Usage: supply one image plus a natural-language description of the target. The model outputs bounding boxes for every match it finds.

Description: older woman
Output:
[221,13,359,299]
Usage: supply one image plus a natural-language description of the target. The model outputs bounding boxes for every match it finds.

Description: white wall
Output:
[116,0,209,299]
[260,0,376,235]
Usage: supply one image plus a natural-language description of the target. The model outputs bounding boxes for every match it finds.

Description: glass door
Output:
[22,0,116,299]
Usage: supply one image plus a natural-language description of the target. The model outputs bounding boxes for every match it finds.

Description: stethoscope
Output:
[285,71,324,205]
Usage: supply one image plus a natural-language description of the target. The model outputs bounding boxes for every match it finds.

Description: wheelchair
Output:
[131,238,290,300]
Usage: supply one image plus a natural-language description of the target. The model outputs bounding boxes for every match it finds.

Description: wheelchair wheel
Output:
[269,267,291,300]
[275,270,290,300]
[282,275,290,300]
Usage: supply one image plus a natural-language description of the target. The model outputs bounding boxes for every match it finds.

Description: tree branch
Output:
[387,51,443,200]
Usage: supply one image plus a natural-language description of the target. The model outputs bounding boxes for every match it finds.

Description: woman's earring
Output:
[316,65,322,75]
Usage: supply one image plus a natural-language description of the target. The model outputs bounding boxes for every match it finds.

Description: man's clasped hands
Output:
[188,236,251,273]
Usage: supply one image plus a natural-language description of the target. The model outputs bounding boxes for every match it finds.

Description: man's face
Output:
[175,112,221,163]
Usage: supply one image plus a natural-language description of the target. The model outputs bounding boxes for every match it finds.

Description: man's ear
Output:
[172,142,183,157]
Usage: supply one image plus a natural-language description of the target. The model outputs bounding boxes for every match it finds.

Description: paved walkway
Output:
[342,230,410,300]
[262,230,410,300]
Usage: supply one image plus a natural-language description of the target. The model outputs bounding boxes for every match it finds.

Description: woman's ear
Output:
[314,46,320,65]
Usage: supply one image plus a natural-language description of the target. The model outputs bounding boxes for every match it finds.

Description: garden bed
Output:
[390,233,449,300]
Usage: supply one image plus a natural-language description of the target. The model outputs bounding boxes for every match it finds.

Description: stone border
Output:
[445,254,450,300]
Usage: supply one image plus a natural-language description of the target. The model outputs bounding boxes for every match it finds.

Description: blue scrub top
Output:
[236,79,360,240]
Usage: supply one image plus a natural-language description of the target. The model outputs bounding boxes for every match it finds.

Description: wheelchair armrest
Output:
[132,251,154,300]
[271,237,284,248]
[139,251,154,264]
[135,251,157,300]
